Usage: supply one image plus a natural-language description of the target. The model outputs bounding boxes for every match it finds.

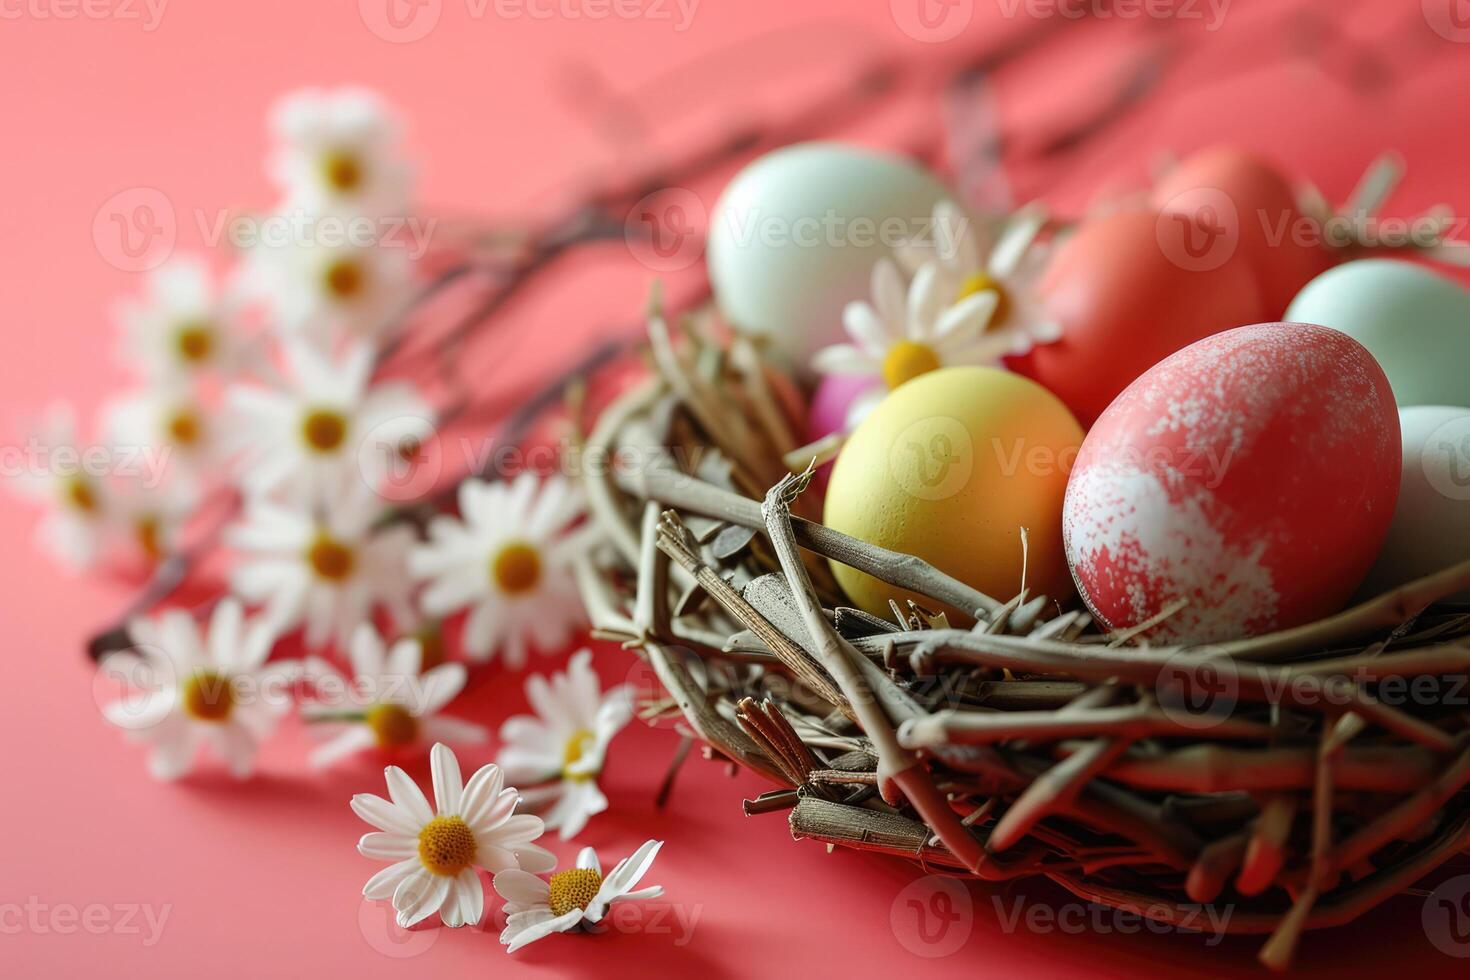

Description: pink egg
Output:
[807,372,881,442]
[1063,323,1400,643]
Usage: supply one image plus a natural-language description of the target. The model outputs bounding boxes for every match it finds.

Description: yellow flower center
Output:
[547,868,603,917]
[365,703,419,748]
[306,532,356,581]
[562,729,596,781]
[415,627,446,672]
[417,816,477,876]
[174,321,215,364]
[63,475,99,513]
[491,542,541,595]
[182,670,233,722]
[956,271,1010,328]
[323,258,365,300]
[135,515,164,562]
[166,408,203,447]
[881,340,941,390]
[300,408,348,453]
[320,150,363,193]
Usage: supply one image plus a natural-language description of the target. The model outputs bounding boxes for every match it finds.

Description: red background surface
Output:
[4,0,1470,976]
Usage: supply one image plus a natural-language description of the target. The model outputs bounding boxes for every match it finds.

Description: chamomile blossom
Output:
[409,474,588,667]
[8,404,111,570]
[103,599,301,780]
[492,841,665,952]
[115,255,239,382]
[305,625,487,768]
[497,650,633,839]
[893,200,1060,355]
[107,469,199,569]
[810,258,1006,428]
[268,87,410,217]
[227,487,417,651]
[238,229,413,342]
[352,743,555,929]
[225,337,431,504]
[102,385,223,479]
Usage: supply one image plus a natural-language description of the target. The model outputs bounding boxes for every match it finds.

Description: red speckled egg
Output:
[1008,208,1265,426]
[1063,323,1400,643]
[1151,146,1335,318]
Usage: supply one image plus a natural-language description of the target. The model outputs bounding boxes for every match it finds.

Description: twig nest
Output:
[823,365,1082,621]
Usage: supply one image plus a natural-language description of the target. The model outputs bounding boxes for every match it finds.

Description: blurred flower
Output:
[227,487,417,651]
[107,469,199,568]
[115,255,240,382]
[893,200,1060,357]
[225,337,430,504]
[268,87,409,217]
[409,474,588,667]
[7,404,111,571]
[810,258,1005,428]
[105,599,301,780]
[492,840,665,952]
[304,624,487,767]
[352,743,555,929]
[497,650,632,839]
[238,231,413,342]
[102,385,224,480]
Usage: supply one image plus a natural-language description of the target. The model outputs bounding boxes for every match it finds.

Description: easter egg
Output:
[1063,323,1400,643]
[1285,259,1470,408]
[824,366,1084,620]
[1151,146,1335,318]
[1007,208,1265,426]
[707,143,953,366]
[1357,406,1470,600]
[807,372,881,442]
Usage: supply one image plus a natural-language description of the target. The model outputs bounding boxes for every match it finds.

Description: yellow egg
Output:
[824,366,1083,621]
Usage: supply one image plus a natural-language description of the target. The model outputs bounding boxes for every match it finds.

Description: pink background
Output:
[4,0,1470,976]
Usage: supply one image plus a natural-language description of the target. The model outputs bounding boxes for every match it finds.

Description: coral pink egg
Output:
[805,372,881,495]
[1008,208,1265,426]
[1151,146,1335,318]
[1063,323,1400,643]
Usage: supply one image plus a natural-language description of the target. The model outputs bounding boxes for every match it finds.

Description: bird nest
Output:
[572,304,1470,970]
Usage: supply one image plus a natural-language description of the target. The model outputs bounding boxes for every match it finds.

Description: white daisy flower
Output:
[810,258,1008,427]
[497,650,633,839]
[8,404,112,571]
[107,470,200,569]
[237,229,413,342]
[225,337,431,504]
[227,487,417,652]
[268,87,410,217]
[115,255,240,382]
[102,385,223,480]
[409,474,588,667]
[492,840,665,952]
[305,624,488,767]
[352,743,556,929]
[893,199,1061,356]
[102,599,301,780]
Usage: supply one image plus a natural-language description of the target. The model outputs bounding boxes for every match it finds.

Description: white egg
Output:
[1359,405,1470,599]
[707,142,952,367]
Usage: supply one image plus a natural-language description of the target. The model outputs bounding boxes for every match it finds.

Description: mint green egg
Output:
[1285,259,1470,408]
